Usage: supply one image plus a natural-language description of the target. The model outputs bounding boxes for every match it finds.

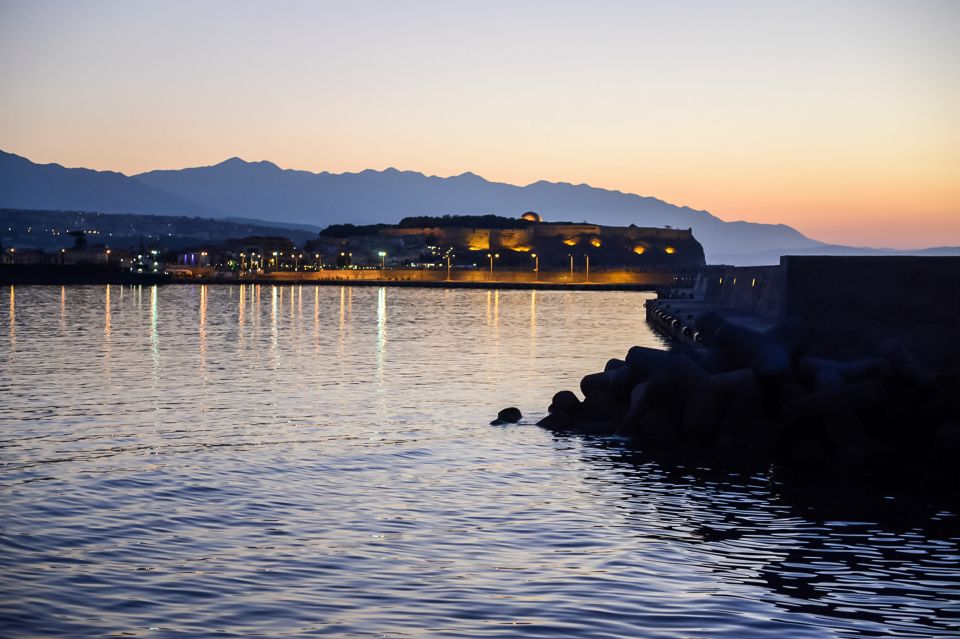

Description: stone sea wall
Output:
[520,256,960,497]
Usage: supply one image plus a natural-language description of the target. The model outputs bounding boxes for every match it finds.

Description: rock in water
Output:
[549,390,580,414]
[491,407,523,425]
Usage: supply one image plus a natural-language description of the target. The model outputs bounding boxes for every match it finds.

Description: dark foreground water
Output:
[1,285,958,638]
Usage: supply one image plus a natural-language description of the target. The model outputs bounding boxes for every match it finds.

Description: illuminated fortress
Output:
[370,212,706,269]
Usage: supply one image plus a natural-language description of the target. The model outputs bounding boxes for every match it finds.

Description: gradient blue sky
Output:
[1,0,958,247]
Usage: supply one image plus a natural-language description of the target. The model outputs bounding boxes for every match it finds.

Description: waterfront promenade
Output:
[1,264,692,291]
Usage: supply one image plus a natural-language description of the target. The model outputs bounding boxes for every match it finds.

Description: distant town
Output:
[1,208,704,285]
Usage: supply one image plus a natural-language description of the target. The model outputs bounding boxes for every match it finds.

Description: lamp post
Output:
[585,254,590,283]
[487,253,499,274]
[446,253,453,281]
[272,251,279,272]
[294,253,301,271]
[378,251,386,269]
[531,253,539,278]
[314,253,320,270]
[568,253,574,278]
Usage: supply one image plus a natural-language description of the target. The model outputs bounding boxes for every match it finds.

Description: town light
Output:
[531,253,539,274]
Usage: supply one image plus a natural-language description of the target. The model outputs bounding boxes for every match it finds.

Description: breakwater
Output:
[533,256,960,499]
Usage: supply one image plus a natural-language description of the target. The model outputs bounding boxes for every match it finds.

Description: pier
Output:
[534,256,960,497]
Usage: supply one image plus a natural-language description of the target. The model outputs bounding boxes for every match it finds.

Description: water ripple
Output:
[1,285,957,638]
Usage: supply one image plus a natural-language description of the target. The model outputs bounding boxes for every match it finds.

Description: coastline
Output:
[0,264,684,291]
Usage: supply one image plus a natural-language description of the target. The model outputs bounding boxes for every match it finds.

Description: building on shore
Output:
[305,212,706,271]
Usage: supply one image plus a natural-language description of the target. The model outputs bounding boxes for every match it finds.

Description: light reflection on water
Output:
[0,285,958,638]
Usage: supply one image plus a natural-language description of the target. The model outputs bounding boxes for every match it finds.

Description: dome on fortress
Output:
[521,211,542,223]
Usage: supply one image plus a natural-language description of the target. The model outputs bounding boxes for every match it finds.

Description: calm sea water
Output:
[1,284,958,638]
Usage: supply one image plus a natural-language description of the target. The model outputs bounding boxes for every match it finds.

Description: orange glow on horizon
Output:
[1,2,956,250]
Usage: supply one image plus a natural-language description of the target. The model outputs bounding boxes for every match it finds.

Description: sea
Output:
[1,284,958,638]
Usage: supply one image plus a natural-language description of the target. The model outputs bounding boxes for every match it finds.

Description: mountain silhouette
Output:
[0,150,215,218]
[1,149,824,261]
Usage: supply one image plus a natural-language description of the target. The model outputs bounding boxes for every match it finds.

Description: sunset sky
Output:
[1,0,957,248]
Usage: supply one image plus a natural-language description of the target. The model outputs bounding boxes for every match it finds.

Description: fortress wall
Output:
[381,226,491,250]
[492,229,533,251]
[533,224,601,239]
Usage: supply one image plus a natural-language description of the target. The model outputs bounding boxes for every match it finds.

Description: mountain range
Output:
[2,149,956,264]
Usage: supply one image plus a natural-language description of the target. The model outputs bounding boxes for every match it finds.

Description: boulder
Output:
[693,310,726,347]
[814,368,846,392]
[790,438,828,467]
[617,372,672,438]
[800,356,893,384]
[636,409,680,451]
[605,365,639,397]
[680,388,724,447]
[580,372,609,397]
[537,411,574,431]
[604,358,627,372]
[491,407,522,425]
[822,403,866,449]
[549,390,580,414]
[577,389,627,424]
[768,316,807,359]
[625,346,670,378]
[879,339,936,386]
[715,373,762,440]
[714,320,792,378]
[666,353,709,392]
[935,420,960,454]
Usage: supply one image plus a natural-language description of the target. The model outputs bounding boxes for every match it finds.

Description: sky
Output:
[1,0,958,249]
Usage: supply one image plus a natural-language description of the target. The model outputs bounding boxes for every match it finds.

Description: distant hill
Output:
[0,150,214,218]
[0,149,823,262]
[0,208,319,251]
[5,149,954,264]
[134,157,822,261]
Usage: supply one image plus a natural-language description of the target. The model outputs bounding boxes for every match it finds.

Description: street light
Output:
[487,253,499,273]
[585,254,590,282]
[567,253,574,277]
[531,253,539,276]
[272,251,278,271]
[378,251,386,269]
[446,253,454,281]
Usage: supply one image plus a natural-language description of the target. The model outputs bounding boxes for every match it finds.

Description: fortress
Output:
[314,212,706,270]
